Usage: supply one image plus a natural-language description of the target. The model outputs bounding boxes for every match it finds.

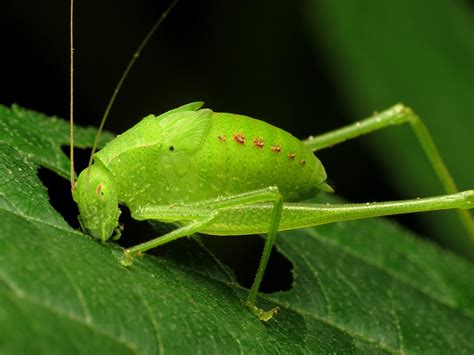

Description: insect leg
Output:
[275,190,474,229]
[243,189,282,322]
[185,191,473,235]
[126,187,284,320]
[303,104,474,241]
[121,212,217,266]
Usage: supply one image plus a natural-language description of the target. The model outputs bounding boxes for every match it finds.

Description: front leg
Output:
[122,187,284,321]
[121,212,217,266]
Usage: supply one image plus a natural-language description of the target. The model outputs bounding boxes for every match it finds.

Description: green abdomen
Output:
[193,112,326,202]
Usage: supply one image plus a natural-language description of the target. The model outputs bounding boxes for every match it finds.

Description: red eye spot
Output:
[300,160,306,166]
[96,183,104,196]
[218,135,227,142]
[232,133,245,145]
[288,152,296,160]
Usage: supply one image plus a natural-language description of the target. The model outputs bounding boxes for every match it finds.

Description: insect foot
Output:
[120,249,136,267]
[245,301,280,322]
[463,190,474,207]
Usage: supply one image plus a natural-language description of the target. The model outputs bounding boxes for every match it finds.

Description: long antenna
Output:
[87,0,180,169]
[70,0,75,191]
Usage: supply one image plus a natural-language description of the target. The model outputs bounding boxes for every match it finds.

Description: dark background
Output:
[1,0,473,259]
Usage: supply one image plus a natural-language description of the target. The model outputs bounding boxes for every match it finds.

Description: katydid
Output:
[69,0,474,321]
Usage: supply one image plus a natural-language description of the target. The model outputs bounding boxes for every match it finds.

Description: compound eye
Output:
[96,183,106,198]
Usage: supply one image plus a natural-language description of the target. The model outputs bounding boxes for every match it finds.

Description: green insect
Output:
[69,1,474,321]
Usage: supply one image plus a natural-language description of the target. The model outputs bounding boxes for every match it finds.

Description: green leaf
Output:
[305,0,474,257]
[1,105,474,353]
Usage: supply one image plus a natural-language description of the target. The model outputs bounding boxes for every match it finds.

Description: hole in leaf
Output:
[116,213,294,293]
[201,234,293,293]
[113,213,293,293]
[115,207,170,248]
[40,146,96,229]
[38,167,79,229]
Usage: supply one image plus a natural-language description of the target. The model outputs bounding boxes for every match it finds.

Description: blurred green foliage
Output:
[307,0,474,257]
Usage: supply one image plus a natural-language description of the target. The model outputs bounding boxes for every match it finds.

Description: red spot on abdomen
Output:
[232,133,245,144]
[253,137,264,148]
